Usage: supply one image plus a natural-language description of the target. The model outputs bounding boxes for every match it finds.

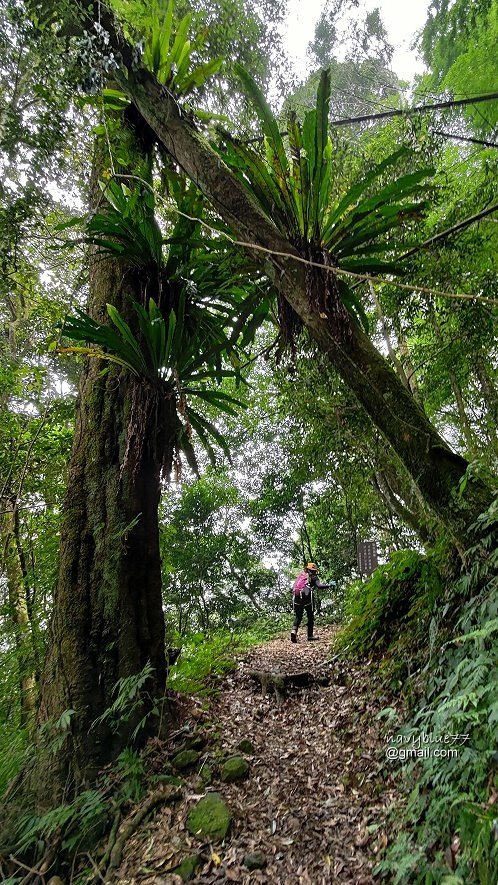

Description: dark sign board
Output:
[357,541,378,577]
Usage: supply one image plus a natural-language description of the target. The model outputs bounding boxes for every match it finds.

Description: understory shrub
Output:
[168,615,291,695]
[334,548,443,666]
[167,630,239,695]
[375,497,498,883]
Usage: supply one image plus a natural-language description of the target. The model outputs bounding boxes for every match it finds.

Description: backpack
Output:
[293,572,310,595]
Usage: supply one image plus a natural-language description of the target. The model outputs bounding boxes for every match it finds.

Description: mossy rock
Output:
[221,755,250,783]
[153,774,184,787]
[199,764,213,786]
[172,855,202,881]
[185,733,207,750]
[186,792,231,840]
[176,734,207,754]
[172,749,200,771]
[237,738,255,754]
[243,850,267,870]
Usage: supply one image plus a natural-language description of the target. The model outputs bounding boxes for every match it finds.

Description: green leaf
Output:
[57,345,141,376]
[168,12,192,69]
[310,68,332,239]
[287,111,307,236]
[187,409,233,463]
[337,279,370,332]
[184,388,244,416]
[106,304,147,374]
[144,0,174,81]
[321,148,410,244]
[101,88,129,110]
[221,137,293,231]
[234,64,290,194]
[53,216,84,231]
[181,57,224,92]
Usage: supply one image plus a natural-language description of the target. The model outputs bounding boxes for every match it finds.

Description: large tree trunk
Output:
[37,364,172,798]
[100,59,493,553]
[34,131,176,801]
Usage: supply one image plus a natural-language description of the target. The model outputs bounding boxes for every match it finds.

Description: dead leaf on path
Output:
[111,625,404,885]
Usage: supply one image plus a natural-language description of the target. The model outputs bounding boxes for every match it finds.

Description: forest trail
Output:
[116,626,401,884]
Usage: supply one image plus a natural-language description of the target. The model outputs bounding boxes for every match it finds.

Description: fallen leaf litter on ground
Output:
[114,625,403,884]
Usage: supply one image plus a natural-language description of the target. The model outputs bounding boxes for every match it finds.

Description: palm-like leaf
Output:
[61,296,248,467]
[61,306,148,376]
[86,180,164,267]
[143,0,222,96]
[222,67,435,331]
[61,178,271,465]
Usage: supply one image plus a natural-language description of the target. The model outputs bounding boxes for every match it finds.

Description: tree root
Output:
[103,786,181,882]
[248,668,334,704]
[249,670,315,704]
[8,847,56,885]
[90,807,121,885]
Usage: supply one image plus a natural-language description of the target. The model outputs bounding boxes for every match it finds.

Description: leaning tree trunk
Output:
[101,57,494,554]
[34,129,176,802]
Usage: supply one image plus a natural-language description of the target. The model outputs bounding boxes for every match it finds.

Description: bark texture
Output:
[36,281,172,800]
[34,129,175,800]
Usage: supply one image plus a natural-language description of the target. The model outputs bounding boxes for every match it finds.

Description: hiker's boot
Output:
[290,630,297,643]
[307,635,318,641]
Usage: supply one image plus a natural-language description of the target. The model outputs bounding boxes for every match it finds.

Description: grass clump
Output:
[167,630,237,695]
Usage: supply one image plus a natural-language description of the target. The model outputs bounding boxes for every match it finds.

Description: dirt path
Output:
[117,626,401,884]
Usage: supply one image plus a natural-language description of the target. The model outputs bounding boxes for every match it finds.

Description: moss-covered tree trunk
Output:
[34,129,175,801]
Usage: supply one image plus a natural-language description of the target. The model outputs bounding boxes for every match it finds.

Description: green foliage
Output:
[420,0,498,133]
[234,613,290,646]
[161,467,280,633]
[62,293,246,396]
[16,787,108,855]
[114,0,287,120]
[91,0,226,123]
[114,747,146,802]
[85,179,164,267]
[335,549,443,661]
[38,707,76,756]
[0,724,29,798]
[142,0,223,94]
[58,178,273,466]
[220,66,434,331]
[375,497,498,883]
[168,616,290,695]
[91,662,159,741]
[167,630,238,694]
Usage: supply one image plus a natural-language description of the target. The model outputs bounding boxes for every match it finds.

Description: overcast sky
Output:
[283,0,430,82]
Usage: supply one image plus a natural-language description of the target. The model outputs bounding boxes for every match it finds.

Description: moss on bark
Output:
[34,130,173,802]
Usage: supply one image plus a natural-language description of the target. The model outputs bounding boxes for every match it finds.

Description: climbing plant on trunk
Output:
[35,124,171,799]
[33,86,266,806]
[83,16,494,553]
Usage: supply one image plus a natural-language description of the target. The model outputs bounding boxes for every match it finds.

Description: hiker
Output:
[291,562,331,643]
